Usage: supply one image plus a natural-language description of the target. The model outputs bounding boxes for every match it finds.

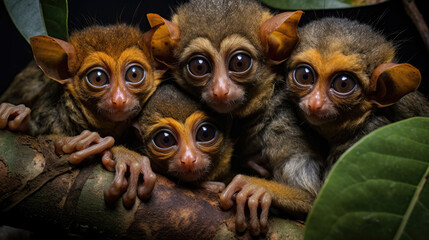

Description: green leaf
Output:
[260,0,390,10]
[3,0,48,42]
[40,0,68,41]
[3,0,68,43]
[304,117,429,240]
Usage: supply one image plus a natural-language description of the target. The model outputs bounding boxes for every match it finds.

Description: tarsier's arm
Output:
[220,103,322,236]
[0,102,117,169]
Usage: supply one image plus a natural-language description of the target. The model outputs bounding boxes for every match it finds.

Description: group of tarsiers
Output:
[1,0,429,236]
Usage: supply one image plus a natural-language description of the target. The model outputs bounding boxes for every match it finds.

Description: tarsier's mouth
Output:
[100,107,138,122]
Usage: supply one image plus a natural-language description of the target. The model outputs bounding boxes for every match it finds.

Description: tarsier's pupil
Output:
[341,77,348,88]
[163,134,170,143]
[302,73,309,80]
[197,59,204,71]
[236,56,243,67]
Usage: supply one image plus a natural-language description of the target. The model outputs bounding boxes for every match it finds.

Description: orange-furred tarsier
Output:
[220,16,429,236]
[0,24,172,207]
[286,17,428,169]
[104,82,234,204]
[135,82,234,191]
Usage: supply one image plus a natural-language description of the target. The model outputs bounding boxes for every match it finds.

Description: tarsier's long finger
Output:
[259,193,272,234]
[104,162,127,204]
[8,105,31,131]
[104,160,128,204]
[63,130,92,153]
[54,138,67,155]
[0,104,13,129]
[219,174,248,210]
[137,156,156,200]
[248,187,267,236]
[101,150,116,172]
[69,137,115,164]
[75,131,101,151]
[235,186,255,233]
[122,160,141,208]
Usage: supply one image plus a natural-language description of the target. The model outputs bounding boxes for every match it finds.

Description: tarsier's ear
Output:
[29,35,76,83]
[259,10,303,63]
[146,13,180,66]
[368,63,421,107]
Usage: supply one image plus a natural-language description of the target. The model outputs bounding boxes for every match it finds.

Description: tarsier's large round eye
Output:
[331,74,356,95]
[187,56,211,77]
[153,131,177,149]
[229,52,252,73]
[126,64,146,84]
[86,69,109,87]
[196,123,217,142]
[293,64,316,86]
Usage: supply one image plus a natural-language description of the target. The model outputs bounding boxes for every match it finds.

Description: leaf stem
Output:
[393,165,429,240]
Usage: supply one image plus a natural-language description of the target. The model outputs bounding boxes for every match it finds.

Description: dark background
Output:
[1,0,428,96]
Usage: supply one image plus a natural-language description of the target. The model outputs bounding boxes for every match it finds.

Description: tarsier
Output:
[145,0,310,235]
[104,82,234,204]
[222,16,429,236]
[0,24,167,207]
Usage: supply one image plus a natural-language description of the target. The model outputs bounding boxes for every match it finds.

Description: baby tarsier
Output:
[223,16,429,236]
[106,82,234,198]
[0,24,171,207]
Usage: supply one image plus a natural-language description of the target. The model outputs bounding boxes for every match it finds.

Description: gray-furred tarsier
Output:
[0,24,178,208]
[223,16,429,236]
[144,0,320,236]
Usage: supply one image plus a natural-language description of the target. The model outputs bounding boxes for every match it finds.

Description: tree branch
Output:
[0,130,304,239]
[402,0,429,54]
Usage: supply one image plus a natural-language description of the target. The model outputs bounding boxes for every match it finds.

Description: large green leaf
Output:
[3,0,68,42]
[260,0,390,10]
[40,0,68,40]
[304,117,429,240]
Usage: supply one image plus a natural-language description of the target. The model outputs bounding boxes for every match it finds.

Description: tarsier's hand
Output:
[104,146,157,209]
[0,103,31,132]
[54,130,115,166]
[219,174,272,236]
